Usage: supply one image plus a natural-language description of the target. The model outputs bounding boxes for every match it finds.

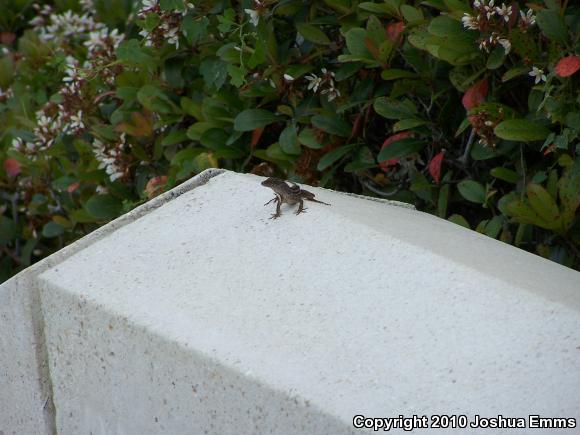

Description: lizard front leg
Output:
[264,196,278,206]
[270,196,283,219]
[295,199,308,215]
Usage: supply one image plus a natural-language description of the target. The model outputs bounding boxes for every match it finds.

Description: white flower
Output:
[519,9,536,26]
[79,0,95,13]
[498,38,511,54]
[305,74,322,92]
[283,74,294,82]
[69,110,85,131]
[12,138,24,150]
[495,3,512,22]
[473,0,481,7]
[529,66,546,84]
[166,27,180,48]
[321,87,341,102]
[245,9,260,26]
[484,0,495,19]
[295,33,305,46]
[461,13,479,30]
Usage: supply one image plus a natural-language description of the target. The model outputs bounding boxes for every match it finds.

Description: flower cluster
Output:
[462,0,535,54]
[137,0,194,49]
[32,8,105,43]
[84,28,124,85]
[11,108,63,157]
[461,0,513,53]
[304,68,341,101]
[15,3,125,158]
[93,135,130,182]
[468,107,504,147]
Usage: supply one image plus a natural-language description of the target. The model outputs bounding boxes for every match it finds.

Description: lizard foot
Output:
[264,198,277,206]
[269,213,281,220]
[295,208,308,215]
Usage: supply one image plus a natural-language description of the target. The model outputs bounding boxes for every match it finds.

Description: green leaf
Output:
[311,114,351,137]
[359,1,400,16]
[116,40,154,66]
[448,214,470,228]
[298,128,323,149]
[527,184,561,226]
[536,10,568,44]
[296,23,330,45]
[0,216,17,244]
[317,144,356,171]
[374,97,417,120]
[483,215,503,238]
[344,147,376,172]
[401,5,423,22]
[428,15,464,38]
[381,69,418,80]
[42,221,64,238]
[181,16,208,45]
[393,119,426,132]
[486,46,505,70]
[377,138,425,161]
[137,85,176,114]
[344,28,373,58]
[457,180,486,203]
[84,195,123,221]
[366,15,386,46]
[444,0,471,14]
[279,125,301,155]
[233,109,279,131]
[490,167,519,183]
[494,120,550,142]
[161,129,188,146]
[186,122,217,140]
[141,12,160,31]
[200,128,229,150]
[501,66,529,82]
[199,57,228,90]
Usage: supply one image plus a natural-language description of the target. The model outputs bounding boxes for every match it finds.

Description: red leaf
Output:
[462,78,488,110]
[428,150,445,183]
[0,32,16,45]
[67,182,81,193]
[251,127,264,147]
[554,56,580,78]
[386,22,405,42]
[379,131,412,172]
[3,158,21,177]
[145,175,168,199]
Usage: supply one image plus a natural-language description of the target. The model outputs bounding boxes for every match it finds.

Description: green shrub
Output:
[0,0,579,281]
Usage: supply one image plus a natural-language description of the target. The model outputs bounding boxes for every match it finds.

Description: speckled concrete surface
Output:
[0,169,224,434]
[2,169,580,434]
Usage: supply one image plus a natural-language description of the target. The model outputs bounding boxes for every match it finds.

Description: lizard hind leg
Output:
[295,199,308,215]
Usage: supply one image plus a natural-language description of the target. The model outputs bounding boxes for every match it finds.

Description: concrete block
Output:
[2,169,579,434]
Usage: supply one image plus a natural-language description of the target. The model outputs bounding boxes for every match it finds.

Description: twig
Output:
[458,129,475,166]
[360,179,401,197]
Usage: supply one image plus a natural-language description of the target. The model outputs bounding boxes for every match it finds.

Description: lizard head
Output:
[261,177,282,187]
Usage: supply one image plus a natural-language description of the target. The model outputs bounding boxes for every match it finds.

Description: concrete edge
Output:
[0,168,225,433]
[5,168,226,285]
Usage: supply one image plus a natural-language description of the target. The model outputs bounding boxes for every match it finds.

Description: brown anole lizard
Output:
[261,177,330,219]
